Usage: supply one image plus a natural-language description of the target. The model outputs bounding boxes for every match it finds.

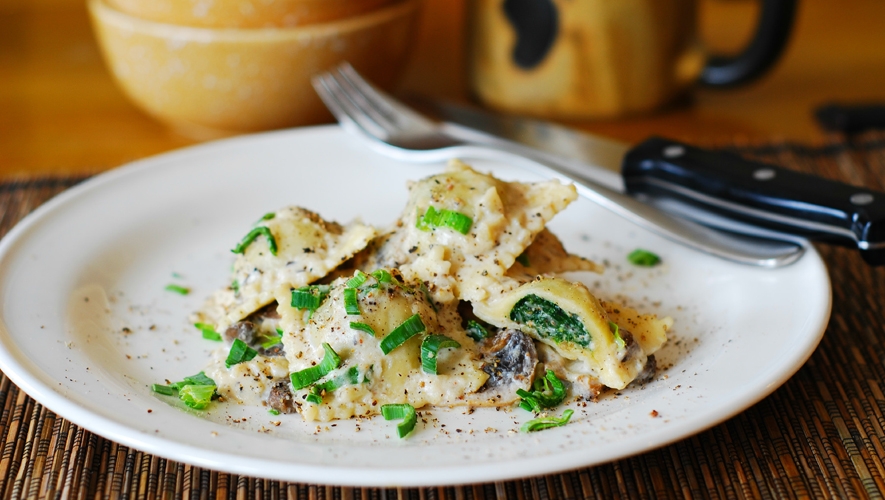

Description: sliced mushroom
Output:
[479,328,537,391]
[267,382,299,414]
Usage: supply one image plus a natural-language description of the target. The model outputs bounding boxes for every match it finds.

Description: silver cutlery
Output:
[311,63,805,268]
[433,101,885,265]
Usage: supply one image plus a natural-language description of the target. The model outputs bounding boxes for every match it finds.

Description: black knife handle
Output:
[815,103,885,134]
[621,137,885,265]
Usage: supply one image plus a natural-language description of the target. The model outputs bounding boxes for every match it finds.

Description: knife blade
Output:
[432,101,885,265]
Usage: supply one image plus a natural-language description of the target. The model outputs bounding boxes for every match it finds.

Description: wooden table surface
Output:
[2,0,885,177]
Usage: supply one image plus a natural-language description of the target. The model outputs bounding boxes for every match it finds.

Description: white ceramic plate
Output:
[0,126,831,486]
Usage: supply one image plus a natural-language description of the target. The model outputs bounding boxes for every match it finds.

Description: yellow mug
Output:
[467,0,796,119]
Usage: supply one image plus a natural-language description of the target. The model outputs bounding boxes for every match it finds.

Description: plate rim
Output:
[0,125,833,486]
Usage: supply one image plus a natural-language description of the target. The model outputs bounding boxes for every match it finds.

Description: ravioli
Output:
[217,206,375,330]
[472,277,668,390]
[506,228,603,280]
[189,160,670,427]
[364,160,578,304]
[278,270,487,421]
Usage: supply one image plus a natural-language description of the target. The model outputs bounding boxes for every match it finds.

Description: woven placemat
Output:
[2,135,885,499]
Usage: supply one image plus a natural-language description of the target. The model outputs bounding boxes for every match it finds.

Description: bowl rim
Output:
[89,0,419,39]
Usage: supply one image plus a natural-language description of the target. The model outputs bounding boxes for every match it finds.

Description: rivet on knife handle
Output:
[621,136,885,265]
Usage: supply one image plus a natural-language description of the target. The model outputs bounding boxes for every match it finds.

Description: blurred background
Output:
[2,0,885,176]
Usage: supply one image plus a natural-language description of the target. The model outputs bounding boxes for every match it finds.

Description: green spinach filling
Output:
[509,294,591,347]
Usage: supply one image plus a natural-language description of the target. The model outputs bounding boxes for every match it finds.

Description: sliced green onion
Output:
[350,321,376,336]
[225,338,258,369]
[367,268,413,292]
[515,252,531,267]
[517,370,567,413]
[151,384,175,396]
[379,314,426,355]
[260,212,276,221]
[178,384,217,410]
[521,409,574,433]
[381,403,418,438]
[165,284,190,295]
[415,206,438,232]
[201,329,222,342]
[627,249,661,267]
[268,409,280,415]
[231,280,239,294]
[315,366,360,393]
[260,328,283,349]
[420,335,461,374]
[291,285,330,312]
[232,226,278,256]
[419,282,437,312]
[290,343,341,390]
[370,269,392,283]
[346,270,369,289]
[608,321,625,349]
[194,322,222,341]
[438,209,473,234]
[416,206,473,234]
[466,320,491,342]
[169,371,216,390]
[343,287,361,315]
[363,365,373,384]
[153,373,218,410]
[304,366,360,405]
[306,386,323,405]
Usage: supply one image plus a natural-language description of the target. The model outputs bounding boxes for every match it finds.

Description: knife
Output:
[431,101,885,265]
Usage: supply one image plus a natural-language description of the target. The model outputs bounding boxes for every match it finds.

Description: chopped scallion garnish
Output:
[381,403,418,438]
[165,284,190,295]
[627,249,661,267]
[179,384,216,410]
[465,320,491,342]
[517,370,567,413]
[420,335,461,374]
[306,386,323,405]
[608,321,625,348]
[225,338,258,369]
[259,328,283,349]
[346,270,369,289]
[169,371,216,390]
[291,285,330,313]
[152,372,218,410]
[370,269,392,283]
[194,322,222,341]
[313,366,360,395]
[232,226,278,256]
[416,206,473,234]
[379,314,426,355]
[350,321,376,336]
[290,343,341,390]
[343,287,360,315]
[521,409,574,432]
[231,280,239,294]
[268,409,280,415]
[260,212,276,221]
[151,384,175,396]
[419,282,437,312]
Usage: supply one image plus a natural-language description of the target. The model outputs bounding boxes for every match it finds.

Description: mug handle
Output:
[699,0,797,87]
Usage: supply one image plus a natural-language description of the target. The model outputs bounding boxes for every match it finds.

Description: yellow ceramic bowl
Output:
[89,0,419,138]
[105,0,397,28]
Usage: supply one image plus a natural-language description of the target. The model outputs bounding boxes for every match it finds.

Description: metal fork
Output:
[311,63,805,268]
